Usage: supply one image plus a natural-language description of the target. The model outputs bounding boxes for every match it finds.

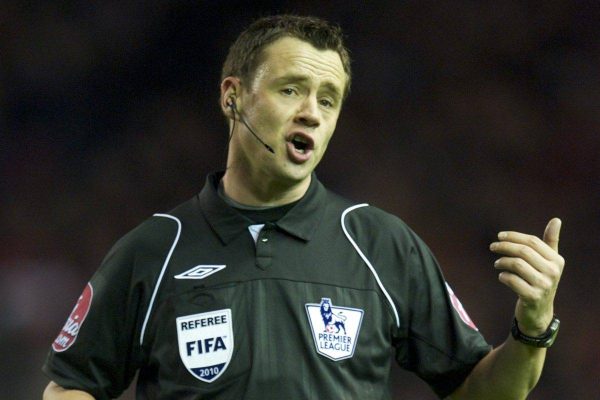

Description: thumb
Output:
[543,217,562,252]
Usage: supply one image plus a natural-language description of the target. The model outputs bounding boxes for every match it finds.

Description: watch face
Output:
[545,317,560,347]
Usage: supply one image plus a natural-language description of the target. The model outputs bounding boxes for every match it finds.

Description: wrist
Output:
[515,306,554,336]
[511,316,560,348]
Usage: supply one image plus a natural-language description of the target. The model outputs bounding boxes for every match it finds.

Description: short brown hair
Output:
[221,15,352,99]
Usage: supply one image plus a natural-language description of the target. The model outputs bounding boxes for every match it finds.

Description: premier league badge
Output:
[176,309,234,383]
[305,298,364,361]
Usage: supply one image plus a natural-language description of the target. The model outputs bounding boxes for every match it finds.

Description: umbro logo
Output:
[174,265,226,280]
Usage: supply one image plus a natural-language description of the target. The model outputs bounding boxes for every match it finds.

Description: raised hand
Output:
[490,218,565,335]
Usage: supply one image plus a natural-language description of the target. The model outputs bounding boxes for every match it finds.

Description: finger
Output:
[490,241,551,273]
[494,257,547,288]
[498,271,536,299]
[543,217,562,252]
[495,231,557,261]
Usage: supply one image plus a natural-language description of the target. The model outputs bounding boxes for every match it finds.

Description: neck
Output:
[222,168,310,207]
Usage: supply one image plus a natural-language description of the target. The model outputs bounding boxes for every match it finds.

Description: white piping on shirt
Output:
[139,213,182,346]
[341,204,401,328]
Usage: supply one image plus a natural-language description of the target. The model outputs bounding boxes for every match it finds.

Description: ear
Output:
[220,77,242,119]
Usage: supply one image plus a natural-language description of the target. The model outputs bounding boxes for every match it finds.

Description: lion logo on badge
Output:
[320,298,347,334]
[306,298,363,361]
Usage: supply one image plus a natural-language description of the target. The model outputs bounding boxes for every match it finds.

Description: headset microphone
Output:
[228,98,275,154]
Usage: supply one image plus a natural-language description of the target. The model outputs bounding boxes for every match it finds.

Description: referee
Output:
[43,15,565,400]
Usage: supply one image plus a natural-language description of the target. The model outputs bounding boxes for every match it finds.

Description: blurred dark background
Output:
[1,1,599,399]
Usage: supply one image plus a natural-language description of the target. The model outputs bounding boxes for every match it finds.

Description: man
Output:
[43,15,565,399]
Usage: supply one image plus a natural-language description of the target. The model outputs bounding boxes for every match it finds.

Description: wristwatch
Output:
[511,316,560,348]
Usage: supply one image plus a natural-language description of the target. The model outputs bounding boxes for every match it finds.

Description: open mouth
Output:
[291,135,309,154]
[286,131,315,163]
[290,132,315,154]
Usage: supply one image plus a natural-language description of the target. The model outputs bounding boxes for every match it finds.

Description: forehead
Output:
[253,37,347,93]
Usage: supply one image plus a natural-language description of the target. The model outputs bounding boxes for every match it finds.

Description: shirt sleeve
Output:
[394,233,492,398]
[42,229,149,400]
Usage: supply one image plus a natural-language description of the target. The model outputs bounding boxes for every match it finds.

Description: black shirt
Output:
[43,172,491,399]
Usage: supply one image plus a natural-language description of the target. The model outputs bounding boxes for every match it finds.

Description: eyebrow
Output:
[275,74,343,99]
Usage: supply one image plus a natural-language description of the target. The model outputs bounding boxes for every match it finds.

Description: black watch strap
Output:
[511,316,560,348]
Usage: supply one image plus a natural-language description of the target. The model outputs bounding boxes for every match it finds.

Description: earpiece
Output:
[227,96,236,110]
[224,92,274,154]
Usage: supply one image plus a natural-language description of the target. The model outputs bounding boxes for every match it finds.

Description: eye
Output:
[319,98,334,108]
[281,87,298,96]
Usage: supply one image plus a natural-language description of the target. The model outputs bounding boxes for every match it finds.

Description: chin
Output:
[274,165,313,185]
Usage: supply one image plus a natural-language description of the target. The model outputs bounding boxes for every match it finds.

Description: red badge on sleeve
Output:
[52,282,94,352]
[445,282,479,331]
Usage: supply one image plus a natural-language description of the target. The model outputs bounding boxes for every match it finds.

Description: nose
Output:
[293,96,320,128]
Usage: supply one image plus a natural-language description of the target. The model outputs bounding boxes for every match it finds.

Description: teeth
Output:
[291,135,309,154]
[292,135,308,144]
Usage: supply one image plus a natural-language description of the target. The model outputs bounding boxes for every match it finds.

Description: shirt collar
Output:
[198,171,327,244]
